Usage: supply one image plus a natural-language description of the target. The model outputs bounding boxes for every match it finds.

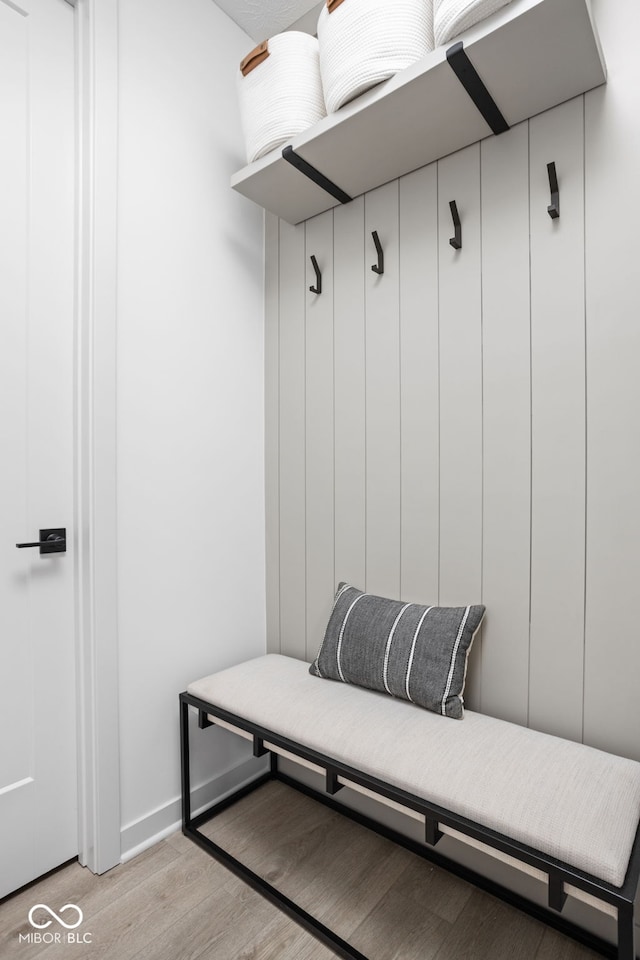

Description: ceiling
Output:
[213,0,322,42]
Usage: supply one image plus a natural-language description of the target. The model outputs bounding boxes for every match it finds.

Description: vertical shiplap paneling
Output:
[438,144,483,709]
[334,197,366,592]
[265,212,280,653]
[364,182,401,599]
[584,0,640,763]
[266,65,639,770]
[305,211,334,660]
[399,164,439,605]
[278,218,307,660]
[480,123,531,724]
[529,98,585,742]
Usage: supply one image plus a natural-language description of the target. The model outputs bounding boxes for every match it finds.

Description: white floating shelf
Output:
[231,0,605,225]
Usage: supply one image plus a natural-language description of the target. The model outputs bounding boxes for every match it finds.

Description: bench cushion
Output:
[188,654,640,888]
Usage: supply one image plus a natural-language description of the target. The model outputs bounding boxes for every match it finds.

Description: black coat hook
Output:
[449,200,462,250]
[371,231,384,275]
[547,162,560,219]
[309,255,322,295]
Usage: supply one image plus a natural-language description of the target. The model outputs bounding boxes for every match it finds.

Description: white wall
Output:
[116,0,265,856]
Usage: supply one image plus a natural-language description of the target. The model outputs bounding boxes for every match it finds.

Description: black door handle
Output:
[16,528,66,555]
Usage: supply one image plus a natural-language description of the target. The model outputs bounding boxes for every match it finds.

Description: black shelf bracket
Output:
[282,146,352,205]
[371,231,384,275]
[449,201,462,250]
[309,255,322,295]
[446,42,509,136]
[547,161,560,219]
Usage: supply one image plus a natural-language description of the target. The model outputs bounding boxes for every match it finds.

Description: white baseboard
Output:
[120,755,268,863]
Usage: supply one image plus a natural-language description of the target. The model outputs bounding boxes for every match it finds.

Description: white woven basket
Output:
[238,32,326,164]
[434,0,513,46]
[317,0,434,115]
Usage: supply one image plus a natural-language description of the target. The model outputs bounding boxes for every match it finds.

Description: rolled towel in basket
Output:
[238,32,327,164]
[318,0,434,115]
[434,0,513,47]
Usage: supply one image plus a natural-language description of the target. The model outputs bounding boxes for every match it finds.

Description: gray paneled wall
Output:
[528,99,586,743]
[480,121,531,730]
[264,0,640,762]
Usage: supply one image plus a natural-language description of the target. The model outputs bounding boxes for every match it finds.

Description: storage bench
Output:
[180,654,640,960]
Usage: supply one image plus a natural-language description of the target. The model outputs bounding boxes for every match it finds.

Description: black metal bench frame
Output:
[180,690,640,960]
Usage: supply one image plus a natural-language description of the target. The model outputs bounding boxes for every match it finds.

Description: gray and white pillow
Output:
[309,583,485,719]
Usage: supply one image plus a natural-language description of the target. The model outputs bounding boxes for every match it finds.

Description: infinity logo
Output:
[28,904,84,930]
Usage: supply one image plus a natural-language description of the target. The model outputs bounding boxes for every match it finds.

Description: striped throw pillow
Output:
[309,583,485,719]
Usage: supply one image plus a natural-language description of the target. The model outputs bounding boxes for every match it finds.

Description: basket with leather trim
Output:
[317,0,434,114]
[237,32,326,163]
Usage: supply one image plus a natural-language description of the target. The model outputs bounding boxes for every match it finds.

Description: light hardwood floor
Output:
[0,781,603,960]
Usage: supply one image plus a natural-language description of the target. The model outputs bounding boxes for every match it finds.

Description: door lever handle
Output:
[16,528,66,555]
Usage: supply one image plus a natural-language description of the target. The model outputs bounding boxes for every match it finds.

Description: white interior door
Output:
[0,0,77,897]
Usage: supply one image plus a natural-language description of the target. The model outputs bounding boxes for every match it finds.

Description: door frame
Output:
[73,0,121,874]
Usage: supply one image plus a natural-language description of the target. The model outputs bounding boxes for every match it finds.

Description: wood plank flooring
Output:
[0,781,604,960]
